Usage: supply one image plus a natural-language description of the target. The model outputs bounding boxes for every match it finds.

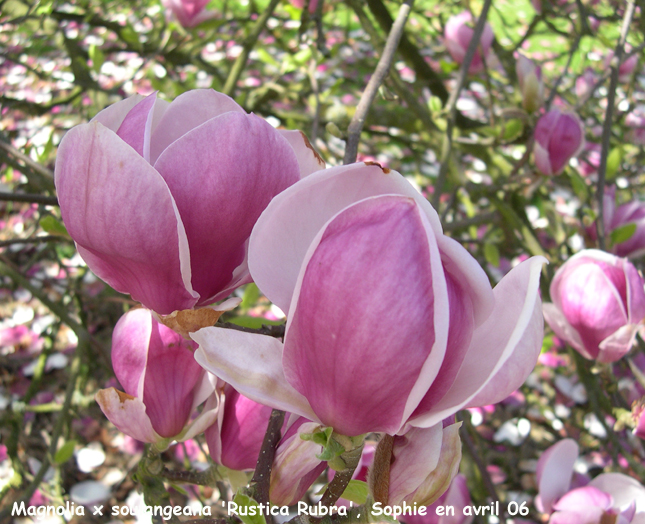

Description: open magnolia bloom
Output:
[193,163,545,437]
[536,439,645,524]
[543,249,645,363]
[55,89,323,316]
[96,309,218,445]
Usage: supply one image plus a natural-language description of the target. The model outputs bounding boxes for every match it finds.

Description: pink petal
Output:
[192,327,317,421]
[550,507,607,524]
[283,196,442,436]
[554,486,613,511]
[95,388,160,443]
[278,129,326,177]
[409,256,546,427]
[90,94,145,132]
[535,439,578,514]
[249,163,443,316]
[388,424,443,505]
[55,122,198,314]
[149,89,244,163]
[182,394,219,441]
[543,302,592,358]
[115,92,157,161]
[589,473,645,514]
[111,309,153,398]
[142,319,203,438]
[154,112,300,305]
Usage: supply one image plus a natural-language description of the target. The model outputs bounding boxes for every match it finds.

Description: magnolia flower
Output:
[576,68,597,99]
[533,109,585,175]
[96,309,217,445]
[444,12,494,75]
[289,0,319,13]
[588,187,645,258]
[536,439,645,524]
[162,0,217,28]
[543,249,645,363]
[55,89,323,315]
[516,55,543,113]
[205,386,274,471]
[193,163,545,437]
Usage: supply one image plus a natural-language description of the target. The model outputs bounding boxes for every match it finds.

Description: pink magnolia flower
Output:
[162,0,217,28]
[270,418,326,505]
[605,51,639,83]
[205,386,274,471]
[444,12,495,74]
[576,68,597,99]
[193,163,545,437]
[533,109,585,175]
[634,402,645,440]
[289,0,319,14]
[589,187,645,258]
[543,250,645,363]
[516,54,543,113]
[95,308,218,445]
[401,474,473,524]
[55,89,322,315]
[536,439,645,523]
[626,109,645,146]
[578,142,601,177]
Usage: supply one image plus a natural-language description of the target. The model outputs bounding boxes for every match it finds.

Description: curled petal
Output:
[111,309,153,398]
[278,129,326,177]
[96,388,160,444]
[535,439,578,514]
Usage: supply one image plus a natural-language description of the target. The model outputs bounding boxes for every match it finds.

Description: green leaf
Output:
[54,439,76,465]
[227,316,283,329]
[428,96,443,114]
[483,243,500,268]
[120,25,140,47]
[569,171,589,202]
[40,216,69,237]
[241,283,260,310]
[606,147,623,180]
[501,118,523,141]
[88,44,105,73]
[232,493,267,524]
[610,223,637,245]
[340,480,369,505]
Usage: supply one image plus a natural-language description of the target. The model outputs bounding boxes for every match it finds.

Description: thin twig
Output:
[219,321,285,338]
[0,191,58,206]
[222,0,281,96]
[343,0,414,164]
[0,138,55,188]
[248,409,286,507]
[432,0,494,209]
[596,0,636,252]
[0,235,71,248]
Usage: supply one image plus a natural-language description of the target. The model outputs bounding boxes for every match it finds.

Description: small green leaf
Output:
[40,216,69,237]
[340,480,369,505]
[569,171,589,202]
[610,223,637,245]
[483,243,500,268]
[227,316,283,329]
[120,25,140,47]
[88,44,105,73]
[606,147,623,180]
[241,283,260,310]
[501,118,523,141]
[428,96,443,114]
[232,493,267,524]
[54,440,76,465]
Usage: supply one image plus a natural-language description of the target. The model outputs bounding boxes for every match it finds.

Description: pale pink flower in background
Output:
[516,54,543,113]
[162,0,217,28]
[543,250,645,363]
[444,12,494,74]
[533,109,585,175]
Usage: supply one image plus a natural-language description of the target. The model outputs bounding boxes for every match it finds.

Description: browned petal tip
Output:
[299,130,325,166]
[364,161,391,174]
[116,389,136,403]
[158,307,225,340]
